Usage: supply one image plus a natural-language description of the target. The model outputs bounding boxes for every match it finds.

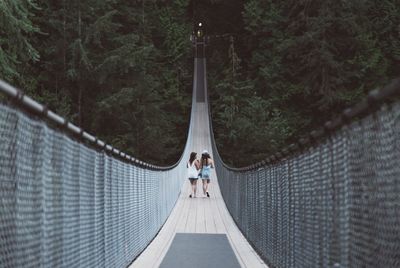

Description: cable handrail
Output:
[0,57,199,267]
[210,76,400,267]
[0,79,192,171]
[210,78,400,171]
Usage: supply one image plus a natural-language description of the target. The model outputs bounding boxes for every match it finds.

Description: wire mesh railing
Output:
[211,79,400,268]
[1,63,400,268]
[0,79,195,268]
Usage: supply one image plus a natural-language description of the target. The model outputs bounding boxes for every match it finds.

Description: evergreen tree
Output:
[2,0,399,166]
[209,0,400,165]
[0,0,39,90]
[2,0,192,165]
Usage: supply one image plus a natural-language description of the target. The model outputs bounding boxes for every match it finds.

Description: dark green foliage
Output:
[1,0,192,165]
[0,0,39,91]
[208,0,400,166]
[1,0,399,166]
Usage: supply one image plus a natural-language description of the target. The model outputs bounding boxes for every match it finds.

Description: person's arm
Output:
[195,159,200,170]
[210,159,214,168]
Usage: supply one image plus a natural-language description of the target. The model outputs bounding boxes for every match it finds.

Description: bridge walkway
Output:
[131,59,267,268]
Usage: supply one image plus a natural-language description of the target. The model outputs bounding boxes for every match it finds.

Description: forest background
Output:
[1,0,399,166]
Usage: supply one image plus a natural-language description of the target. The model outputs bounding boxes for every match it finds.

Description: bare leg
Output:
[189,180,194,197]
[202,179,208,195]
[193,180,197,197]
[191,180,198,197]
[204,179,210,197]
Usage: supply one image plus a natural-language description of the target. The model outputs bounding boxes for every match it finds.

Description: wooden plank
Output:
[204,193,217,233]
[175,182,191,232]
[185,195,197,233]
[195,191,207,233]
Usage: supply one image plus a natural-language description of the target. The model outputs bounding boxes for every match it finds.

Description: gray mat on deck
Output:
[159,233,241,268]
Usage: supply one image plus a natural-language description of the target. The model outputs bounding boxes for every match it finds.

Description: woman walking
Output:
[187,152,200,198]
[200,150,214,197]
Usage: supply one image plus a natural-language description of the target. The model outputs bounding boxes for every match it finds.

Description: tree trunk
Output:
[63,0,67,76]
[78,83,82,126]
[77,0,82,126]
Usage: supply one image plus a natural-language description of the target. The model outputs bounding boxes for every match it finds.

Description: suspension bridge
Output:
[0,37,399,268]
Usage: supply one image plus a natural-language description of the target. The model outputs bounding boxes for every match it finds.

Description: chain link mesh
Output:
[0,103,192,268]
[214,102,400,268]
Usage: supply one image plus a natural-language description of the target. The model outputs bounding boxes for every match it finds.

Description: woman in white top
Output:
[187,152,200,198]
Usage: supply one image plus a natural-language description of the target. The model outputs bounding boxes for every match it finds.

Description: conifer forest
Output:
[1,0,399,166]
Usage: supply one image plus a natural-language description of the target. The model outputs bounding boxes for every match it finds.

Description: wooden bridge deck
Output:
[130,179,267,268]
[130,103,267,268]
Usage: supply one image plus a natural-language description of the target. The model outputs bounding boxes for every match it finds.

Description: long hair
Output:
[189,152,197,165]
[201,153,210,168]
